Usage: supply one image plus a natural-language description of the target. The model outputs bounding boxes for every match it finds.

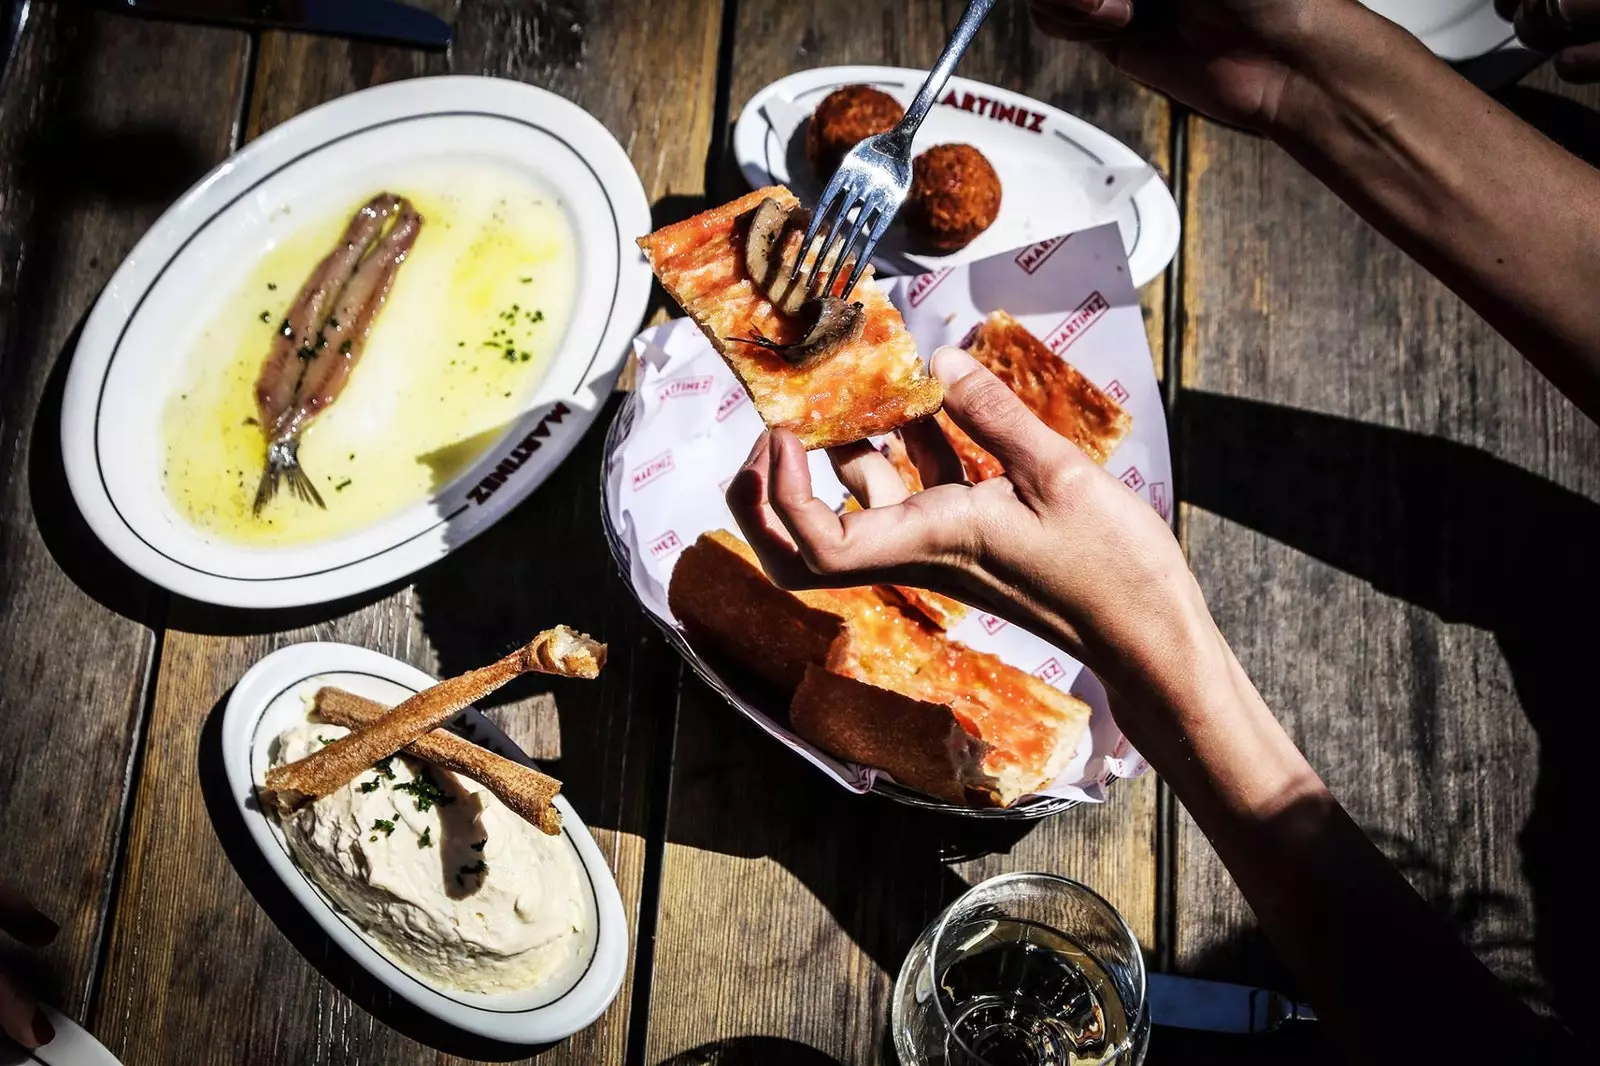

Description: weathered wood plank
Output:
[643,5,1170,1061]
[1173,65,1600,1048]
[0,2,245,1022]
[90,1,720,1062]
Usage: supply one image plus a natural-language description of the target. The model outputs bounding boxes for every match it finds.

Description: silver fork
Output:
[794,0,998,301]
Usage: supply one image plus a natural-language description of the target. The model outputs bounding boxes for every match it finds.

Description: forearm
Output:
[1268,0,1600,421]
[1112,620,1542,1057]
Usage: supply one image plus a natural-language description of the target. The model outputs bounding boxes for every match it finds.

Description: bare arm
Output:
[1036,0,1600,422]
[1269,0,1600,420]
[728,350,1550,1058]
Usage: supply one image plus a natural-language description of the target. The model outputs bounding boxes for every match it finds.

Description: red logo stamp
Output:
[1045,291,1109,353]
[979,613,1009,635]
[1104,379,1130,404]
[657,374,713,402]
[647,530,683,559]
[1120,466,1146,493]
[1148,481,1170,520]
[1034,658,1066,685]
[1014,236,1068,275]
[630,450,675,491]
[906,267,953,307]
[715,386,748,422]
[939,89,1046,133]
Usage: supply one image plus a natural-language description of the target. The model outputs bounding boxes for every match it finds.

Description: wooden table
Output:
[3,2,1597,1063]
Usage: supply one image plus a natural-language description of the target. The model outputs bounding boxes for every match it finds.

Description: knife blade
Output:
[1147,972,1317,1033]
[105,0,451,49]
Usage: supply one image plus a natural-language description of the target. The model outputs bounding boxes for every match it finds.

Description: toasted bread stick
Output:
[313,687,563,835]
[264,626,605,806]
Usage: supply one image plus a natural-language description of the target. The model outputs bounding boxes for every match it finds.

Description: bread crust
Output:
[637,186,943,449]
[666,529,844,692]
[943,309,1133,479]
[667,529,1093,807]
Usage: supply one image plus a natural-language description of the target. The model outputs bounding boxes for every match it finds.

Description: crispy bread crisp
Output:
[637,186,942,449]
[942,309,1132,480]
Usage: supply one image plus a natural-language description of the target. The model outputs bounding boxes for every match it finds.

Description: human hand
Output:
[0,882,57,1049]
[726,347,1222,715]
[1028,0,1335,131]
[1497,0,1600,81]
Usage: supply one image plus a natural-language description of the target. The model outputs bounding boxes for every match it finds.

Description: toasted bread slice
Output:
[791,666,990,806]
[669,529,1091,807]
[942,309,1133,481]
[810,622,1091,807]
[637,186,942,449]
[840,435,971,630]
[667,529,845,692]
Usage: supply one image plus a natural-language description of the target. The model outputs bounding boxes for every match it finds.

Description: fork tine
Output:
[791,168,850,282]
[840,205,896,301]
[821,202,876,298]
[805,189,857,293]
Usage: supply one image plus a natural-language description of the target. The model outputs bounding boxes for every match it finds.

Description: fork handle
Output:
[896,0,998,139]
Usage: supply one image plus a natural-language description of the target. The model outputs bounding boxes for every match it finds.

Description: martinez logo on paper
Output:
[630,450,676,491]
[1045,291,1109,353]
[715,386,748,422]
[906,267,952,307]
[1014,236,1068,275]
[465,402,571,505]
[657,374,713,401]
[647,530,683,559]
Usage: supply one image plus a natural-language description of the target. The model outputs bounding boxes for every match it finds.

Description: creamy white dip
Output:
[270,723,587,993]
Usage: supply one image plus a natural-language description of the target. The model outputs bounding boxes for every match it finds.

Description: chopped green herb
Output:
[339,338,352,354]
[418,827,432,848]
[259,310,270,323]
[327,316,339,329]
[317,734,334,746]
[334,478,352,492]
[267,282,278,291]
[374,756,396,780]
[394,771,454,813]
[372,818,396,837]
[519,276,531,283]
[297,345,314,361]
[470,840,487,852]
[532,309,544,323]
[358,778,382,793]
[458,341,465,347]
[279,319,293,337]
[459,860,488,878]
[519,351,530,362]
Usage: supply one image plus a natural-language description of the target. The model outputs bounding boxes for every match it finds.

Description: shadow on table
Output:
[1176,389,1599,1042]
[658,1036,845,1066]
[195,686,558,1062]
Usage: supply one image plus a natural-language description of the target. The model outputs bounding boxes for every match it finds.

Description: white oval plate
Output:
[733,65,1180,288]
[61,76,652,609]
[1362,0,1513,61]
[221,641,628,1045]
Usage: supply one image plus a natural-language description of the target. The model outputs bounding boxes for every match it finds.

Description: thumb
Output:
[931,346,1078,497]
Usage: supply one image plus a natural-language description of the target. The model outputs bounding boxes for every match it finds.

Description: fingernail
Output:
[931,346,981,386]
[31,1007,55,1048]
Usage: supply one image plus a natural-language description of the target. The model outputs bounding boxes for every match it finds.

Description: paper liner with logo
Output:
[603,223,1166,809]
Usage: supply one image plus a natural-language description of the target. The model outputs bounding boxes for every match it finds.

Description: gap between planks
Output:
[1154,103,1192,978]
